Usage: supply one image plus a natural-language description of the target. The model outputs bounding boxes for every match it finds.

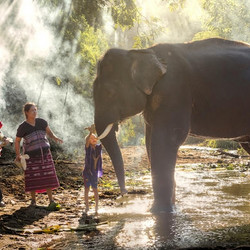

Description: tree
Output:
[36,0,140,98]
[193,0,250,42]
[76,17,109,97]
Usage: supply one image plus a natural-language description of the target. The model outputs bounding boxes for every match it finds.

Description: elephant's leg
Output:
[150,125,189,213]
[146,123,176,204]
[240,142,250,155]
[150,136,177,212]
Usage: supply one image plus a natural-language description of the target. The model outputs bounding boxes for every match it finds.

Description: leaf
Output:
[56,77,62,86]
[42,225,61,234]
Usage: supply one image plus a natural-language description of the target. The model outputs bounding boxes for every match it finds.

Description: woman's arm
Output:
[15,137,22,161]
[46,126,63,143]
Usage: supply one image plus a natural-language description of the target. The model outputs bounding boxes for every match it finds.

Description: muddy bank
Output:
[0,146,249,249]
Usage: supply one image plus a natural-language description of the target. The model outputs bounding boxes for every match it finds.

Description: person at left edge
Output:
[0,121,11,207]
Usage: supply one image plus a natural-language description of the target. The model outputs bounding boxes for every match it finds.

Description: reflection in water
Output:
[153,213,176,248]
[48,167,250,249]
[177,170,250,231]
[116,219,155,248]
[101,168,249,249]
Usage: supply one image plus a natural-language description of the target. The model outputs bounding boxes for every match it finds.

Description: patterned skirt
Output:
[24,150,59,193]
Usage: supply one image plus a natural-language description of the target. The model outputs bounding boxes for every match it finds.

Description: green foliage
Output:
[78,18,107,65]
[132,16,166,49]
[163,0,250,42]
[133,34,154,49]
[36,0,145,98]
[99,178,118,190]
[204,139,240,150]
[193,30,221,41]
[38,0,106,37]
[118,118,135,145]
[111,0,139,30]
[226,164,235,170]
[56,77,62,86]
[194,0,250,41]
[140,137,145,146]
[166,0,187,12]
[237,147,249,156]
[73,0,106,28]
[184,136,204,145]
[118,115,144,146]
[79,21,108,66]
[77,18,108,97]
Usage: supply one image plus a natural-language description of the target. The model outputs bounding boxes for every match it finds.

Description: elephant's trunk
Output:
[96,122,127,194]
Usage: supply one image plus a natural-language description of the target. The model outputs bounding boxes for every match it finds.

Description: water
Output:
[47,165,250,249]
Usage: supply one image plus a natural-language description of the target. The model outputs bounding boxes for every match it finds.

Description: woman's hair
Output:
[23,102,36,118]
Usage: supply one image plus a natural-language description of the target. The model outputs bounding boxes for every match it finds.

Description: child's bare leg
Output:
[93,187,99,215]
[84,186,90,212]
[30,191,36,205]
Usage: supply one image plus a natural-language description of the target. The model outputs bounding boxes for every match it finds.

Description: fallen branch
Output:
[0,161,16,166]
[54,160,80,164]
[2,221,108,234]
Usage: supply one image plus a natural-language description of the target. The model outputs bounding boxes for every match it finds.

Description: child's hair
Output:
[23,102,36,118]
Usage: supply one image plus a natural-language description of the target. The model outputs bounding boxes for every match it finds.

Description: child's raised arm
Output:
[85,132,91,148]
[84,124,96,148]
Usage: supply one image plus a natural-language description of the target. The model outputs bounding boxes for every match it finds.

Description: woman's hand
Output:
[15,154,21,162]
[54,137,63,144]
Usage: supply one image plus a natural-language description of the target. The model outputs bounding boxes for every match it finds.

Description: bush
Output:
[184,136,204,145]
[203,139,240,150]
[118,115,144,147]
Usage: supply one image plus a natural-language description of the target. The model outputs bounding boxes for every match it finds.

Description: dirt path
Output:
[0,146,249,249]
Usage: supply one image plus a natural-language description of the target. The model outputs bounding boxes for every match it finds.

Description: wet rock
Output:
[10,200,16,205]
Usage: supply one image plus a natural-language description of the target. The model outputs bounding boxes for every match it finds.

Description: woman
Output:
[15,102,63,208]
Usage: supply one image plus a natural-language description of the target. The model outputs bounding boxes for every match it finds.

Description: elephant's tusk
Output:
[97,123,113,140]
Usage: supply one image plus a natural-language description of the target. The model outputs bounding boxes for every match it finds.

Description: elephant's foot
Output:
[150,201,176,214]
[120,187,128,196]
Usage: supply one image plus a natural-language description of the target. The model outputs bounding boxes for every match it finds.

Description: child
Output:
[83,126,103,215]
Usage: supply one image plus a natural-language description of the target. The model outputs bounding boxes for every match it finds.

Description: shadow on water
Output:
[45,167,250,249]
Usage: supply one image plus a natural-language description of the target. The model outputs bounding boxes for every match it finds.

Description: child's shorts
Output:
[83,175,98,189]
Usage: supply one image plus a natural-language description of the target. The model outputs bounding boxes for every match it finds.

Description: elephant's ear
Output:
[129,49,167,95]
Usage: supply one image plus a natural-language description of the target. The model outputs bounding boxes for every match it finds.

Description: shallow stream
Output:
[48,162,250,249]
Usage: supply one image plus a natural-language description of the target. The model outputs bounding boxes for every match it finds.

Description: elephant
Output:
[93,38,250,213]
